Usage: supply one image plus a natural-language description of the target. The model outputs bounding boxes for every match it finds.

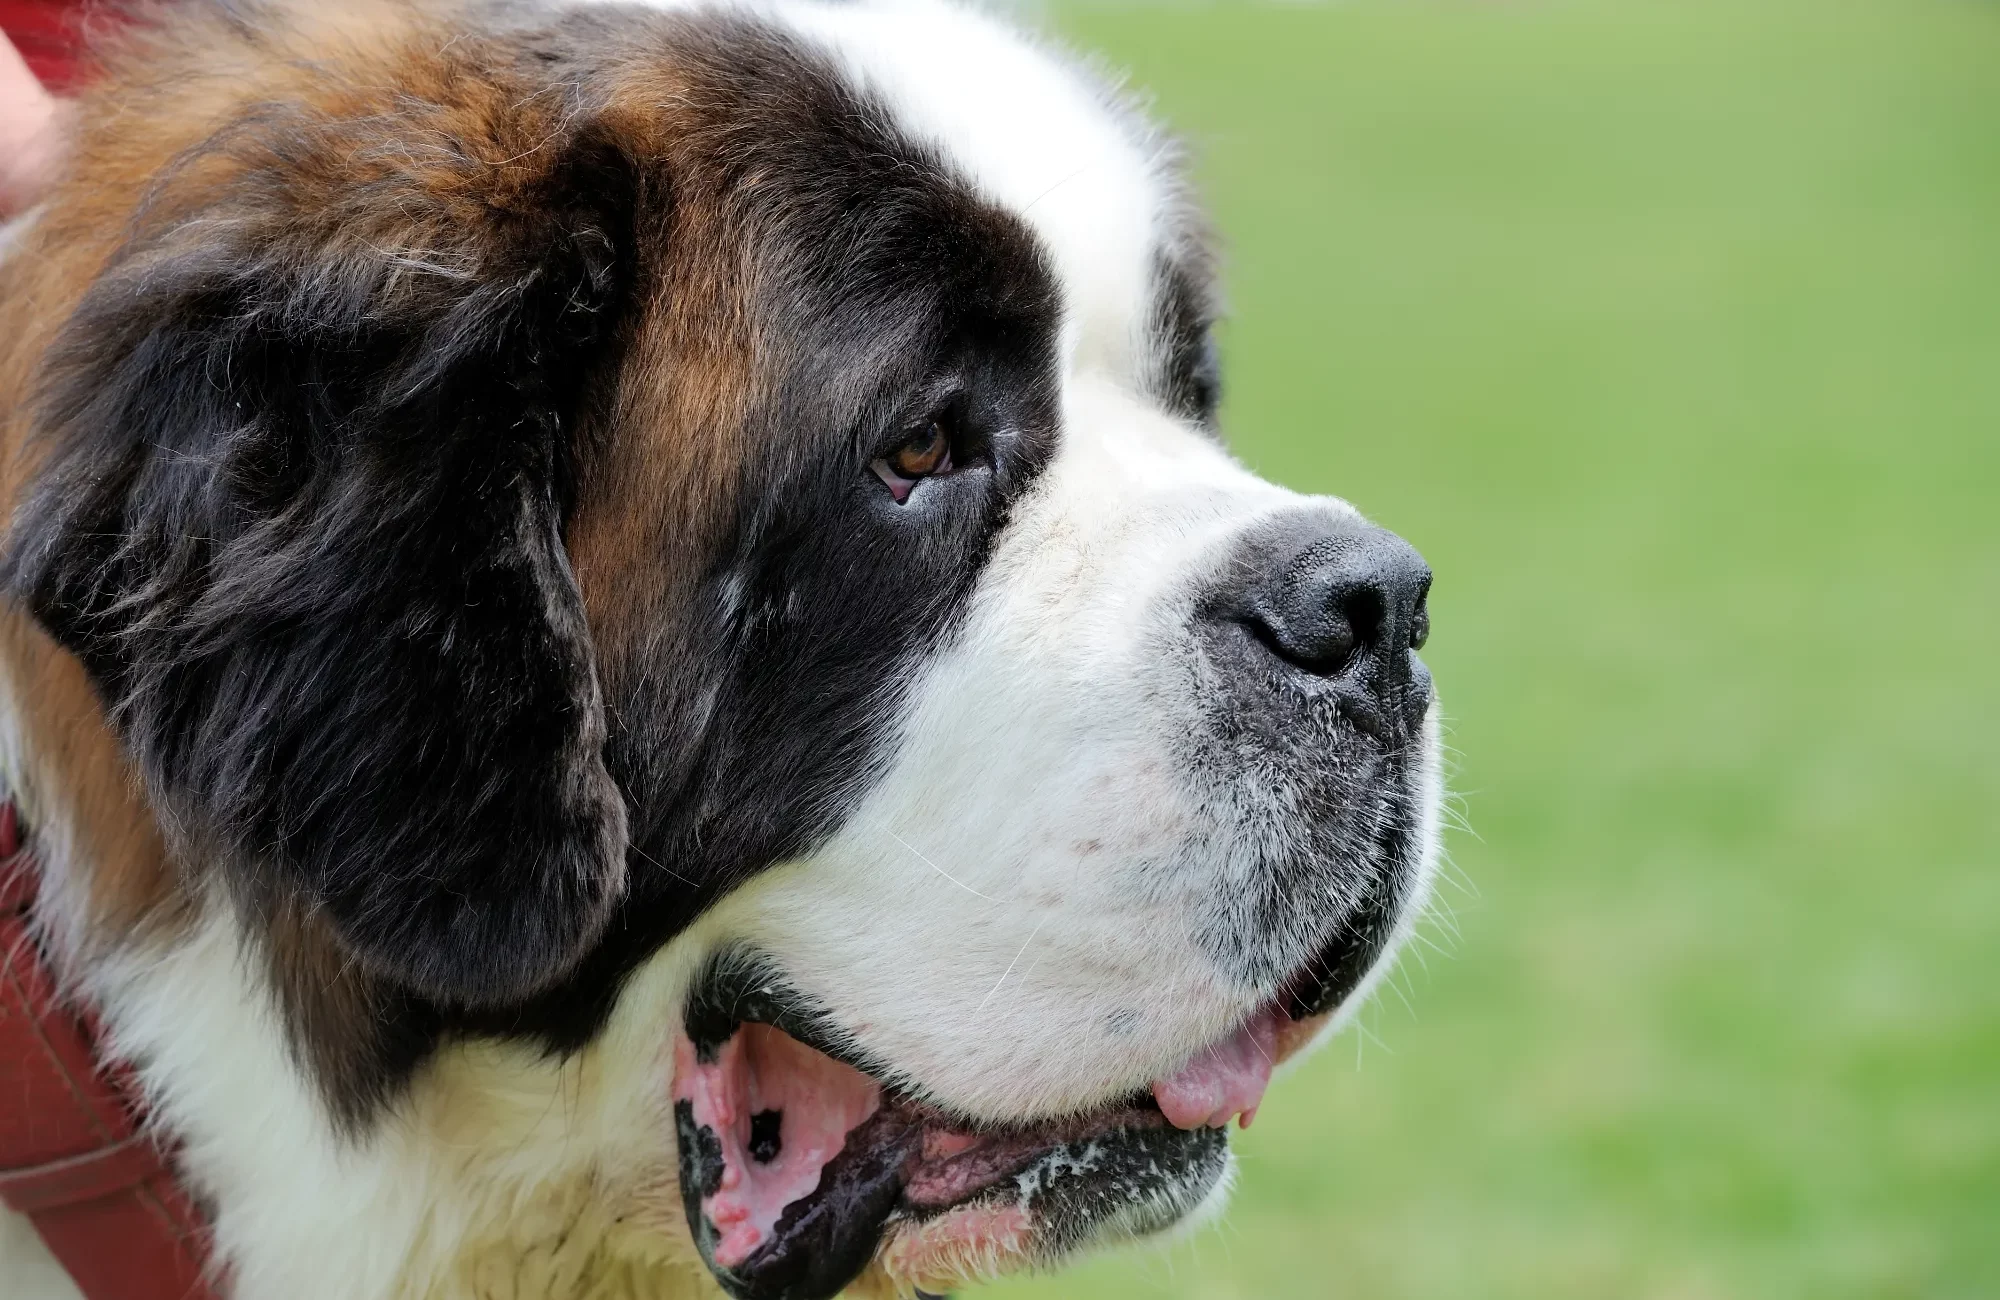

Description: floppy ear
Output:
[2,94,638,1006]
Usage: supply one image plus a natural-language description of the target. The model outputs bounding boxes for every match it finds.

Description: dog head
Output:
[1,1,1441,1295]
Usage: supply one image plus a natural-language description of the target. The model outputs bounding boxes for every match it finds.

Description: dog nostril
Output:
[1253,532,1425,673]
[1228,519,1433,739]
[1243,605,1355,677]
[749,1109,782,1163]
[1339,585,1389,657]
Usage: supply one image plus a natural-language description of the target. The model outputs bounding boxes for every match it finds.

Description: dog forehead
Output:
[573,0,1168,379]
[774,0,1165,375]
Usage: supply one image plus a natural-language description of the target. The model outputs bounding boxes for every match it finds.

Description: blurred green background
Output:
[984,1,1999,1297]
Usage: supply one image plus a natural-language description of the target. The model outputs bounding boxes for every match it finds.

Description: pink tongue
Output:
[1151,1006,1281,1130]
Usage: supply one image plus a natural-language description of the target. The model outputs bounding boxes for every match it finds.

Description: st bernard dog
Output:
[0,1,1442,1297]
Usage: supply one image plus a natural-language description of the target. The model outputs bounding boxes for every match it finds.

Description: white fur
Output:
[0,206,40,266]
[86,909,709,1300]
[774,0,1168,384]
[0,2,1444,1296]
[645,3,1439,1126]
[576,0,1170,383]
[700,380,1336,1122]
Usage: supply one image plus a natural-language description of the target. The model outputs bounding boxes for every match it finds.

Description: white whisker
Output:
[976,916,1048,1014]
[880,824,1004,903]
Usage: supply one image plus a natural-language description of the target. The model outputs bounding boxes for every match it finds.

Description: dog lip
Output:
[674,954,1220,1300]
[1275,805,1413,1021]
[681,954,888,1078]
[671,1026,1181,1300]
[673,912,1405,1300]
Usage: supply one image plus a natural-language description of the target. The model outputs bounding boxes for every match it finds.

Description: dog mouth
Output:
[672,947,1363,1300]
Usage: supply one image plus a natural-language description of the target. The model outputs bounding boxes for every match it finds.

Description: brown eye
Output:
[889,421,951,479]
[872,419,955,502]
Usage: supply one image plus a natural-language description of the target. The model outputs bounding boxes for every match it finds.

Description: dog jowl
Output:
[0,2,1442,1297]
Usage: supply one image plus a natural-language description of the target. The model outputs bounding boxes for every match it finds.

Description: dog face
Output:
[0,1,1440,1296]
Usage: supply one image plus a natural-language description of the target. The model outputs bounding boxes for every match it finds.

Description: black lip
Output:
[681,949,912,1085]
[680,1097,919,1300]
[991,1122,1227,1258]
[1276,799,1414,1021]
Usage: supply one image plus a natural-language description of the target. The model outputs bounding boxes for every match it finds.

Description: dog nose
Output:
[1240,519,1433,735]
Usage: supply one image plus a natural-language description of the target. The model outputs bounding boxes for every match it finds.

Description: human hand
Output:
[1,31,62,218]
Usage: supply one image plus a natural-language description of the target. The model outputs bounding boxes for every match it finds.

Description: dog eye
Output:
[871,418,955,503]
[890,422,951,478]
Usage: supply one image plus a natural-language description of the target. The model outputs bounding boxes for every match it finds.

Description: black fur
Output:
[3,72,638,1009]
[457,15,1066,1053]
[3,6,1077,1118]
[0,0,1271,1139]
[1152,254,1223,427]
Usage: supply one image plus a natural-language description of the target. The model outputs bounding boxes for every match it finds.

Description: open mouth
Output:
[671,945,1366,1300]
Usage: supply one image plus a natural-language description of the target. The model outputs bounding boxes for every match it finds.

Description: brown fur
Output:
[0,1,780,1084]
[0,5,1079,1291]
[0,611,181,947]
[0,0,769,951]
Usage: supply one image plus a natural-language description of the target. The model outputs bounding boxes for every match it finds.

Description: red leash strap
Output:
[0,800,224,1299]
[0,0,93,91]
[4,9,222,1292]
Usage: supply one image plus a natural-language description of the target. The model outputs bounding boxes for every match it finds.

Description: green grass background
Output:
[981,1,2000,1297]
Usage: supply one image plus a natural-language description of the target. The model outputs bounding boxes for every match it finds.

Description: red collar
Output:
[0,799,222,1299]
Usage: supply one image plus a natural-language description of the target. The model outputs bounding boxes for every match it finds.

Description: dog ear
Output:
[3,91,640,1006]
